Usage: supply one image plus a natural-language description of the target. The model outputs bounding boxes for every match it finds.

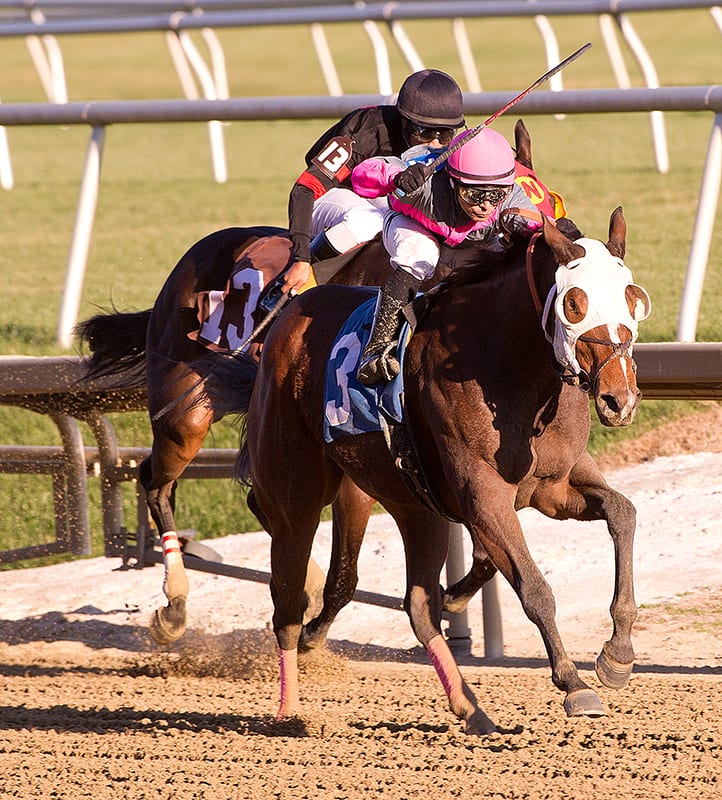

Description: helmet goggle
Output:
[454,182,511,207]
[407,122,458,146]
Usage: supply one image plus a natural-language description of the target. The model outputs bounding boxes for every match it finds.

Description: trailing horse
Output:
[230,208,650,733]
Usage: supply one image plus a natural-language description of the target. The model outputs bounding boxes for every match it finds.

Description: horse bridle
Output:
[524,231,635,394]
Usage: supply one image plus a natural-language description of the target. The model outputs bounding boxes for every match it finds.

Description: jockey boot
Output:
[310,230,342,263]
[357,268,421,385]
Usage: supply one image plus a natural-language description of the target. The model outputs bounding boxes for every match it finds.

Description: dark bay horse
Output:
[76,119,560,648]
[232,208,651,733]
[77,225,387,644]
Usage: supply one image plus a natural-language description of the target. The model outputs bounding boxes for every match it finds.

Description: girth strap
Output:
[387,421,462,523]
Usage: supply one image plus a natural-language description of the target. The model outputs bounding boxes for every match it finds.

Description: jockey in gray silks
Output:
[281,69,465,296]
[351,127,543,384]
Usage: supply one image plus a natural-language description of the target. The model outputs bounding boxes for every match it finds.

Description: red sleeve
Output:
[296,170,328,200]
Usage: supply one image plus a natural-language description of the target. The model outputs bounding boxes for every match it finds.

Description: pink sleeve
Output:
[352,158,404,199]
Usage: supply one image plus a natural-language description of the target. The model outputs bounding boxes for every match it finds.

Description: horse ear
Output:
[543,214,585,265]
[626,284,652,321]
[514,118,532,170]
[607,206,626,259]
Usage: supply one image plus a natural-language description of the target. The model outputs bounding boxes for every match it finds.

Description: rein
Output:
[524,230,634,393]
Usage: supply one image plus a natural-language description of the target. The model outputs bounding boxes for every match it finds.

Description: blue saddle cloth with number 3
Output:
[323,294,408,443]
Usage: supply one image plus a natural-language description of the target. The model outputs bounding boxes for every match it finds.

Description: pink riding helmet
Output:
[446,128,516,186]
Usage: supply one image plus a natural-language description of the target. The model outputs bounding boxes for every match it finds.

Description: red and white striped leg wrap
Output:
[161,531,188,600]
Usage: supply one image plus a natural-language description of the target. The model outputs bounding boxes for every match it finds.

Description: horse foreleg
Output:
[300,477,376,651]
[246,488,327,631]
[469,488,607,719]
[562,453,638,690]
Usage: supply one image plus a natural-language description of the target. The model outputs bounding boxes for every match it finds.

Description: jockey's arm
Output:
[288,176,324,264]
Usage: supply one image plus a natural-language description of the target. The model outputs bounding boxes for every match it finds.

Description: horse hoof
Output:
[442,593,471,615]
[464,709,497,736]
[595,649,634,689]
[564,689,607,718]
[149,596,187,645]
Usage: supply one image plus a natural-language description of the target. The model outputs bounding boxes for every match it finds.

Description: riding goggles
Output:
[454,183,511,207]
[408,124,457,145]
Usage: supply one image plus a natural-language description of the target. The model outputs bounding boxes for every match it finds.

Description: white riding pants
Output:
[382,211,440,282]
[311,187,388,253]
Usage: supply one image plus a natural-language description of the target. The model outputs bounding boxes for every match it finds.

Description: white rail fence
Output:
[1,0,722,189]
[1,86,721,347]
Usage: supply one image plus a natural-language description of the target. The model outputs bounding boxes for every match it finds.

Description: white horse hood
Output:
[541,238,652,377]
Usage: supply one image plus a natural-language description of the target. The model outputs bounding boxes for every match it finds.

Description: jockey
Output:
[351,127,544,384]
[282,69,465,295]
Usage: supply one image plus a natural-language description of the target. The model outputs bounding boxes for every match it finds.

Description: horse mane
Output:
[432,217,584,296]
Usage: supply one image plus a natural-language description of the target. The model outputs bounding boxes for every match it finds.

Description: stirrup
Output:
[357,342,400,384]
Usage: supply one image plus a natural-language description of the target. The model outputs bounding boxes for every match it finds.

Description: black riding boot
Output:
[310,230,342,263]
[356,268,422,385]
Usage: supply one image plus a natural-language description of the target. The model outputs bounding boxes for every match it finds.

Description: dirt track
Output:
[1,635,721,800]
[2,406,722,799]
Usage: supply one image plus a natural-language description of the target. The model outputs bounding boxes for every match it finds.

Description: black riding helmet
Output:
[396,69,465,128]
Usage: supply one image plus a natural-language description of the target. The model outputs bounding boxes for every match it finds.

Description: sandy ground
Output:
[1,406,721,799]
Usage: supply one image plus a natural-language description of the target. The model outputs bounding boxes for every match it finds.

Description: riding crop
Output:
[394,41,592,197]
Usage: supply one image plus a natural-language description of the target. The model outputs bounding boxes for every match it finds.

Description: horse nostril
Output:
[601,394,621,414]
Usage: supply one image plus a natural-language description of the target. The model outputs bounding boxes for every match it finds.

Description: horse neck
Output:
[417,242,561,388]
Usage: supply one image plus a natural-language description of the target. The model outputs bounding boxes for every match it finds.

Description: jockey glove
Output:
[393,162,431,195]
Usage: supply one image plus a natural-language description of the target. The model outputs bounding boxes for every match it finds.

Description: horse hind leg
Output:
[138,458,189,645]
[143,403,214,645]
[392,507,496,735]
[300,477,376,652]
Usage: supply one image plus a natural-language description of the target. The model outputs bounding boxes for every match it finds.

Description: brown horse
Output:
[76,119,559,647]
[232,208,651,733]
[77,225,386,644]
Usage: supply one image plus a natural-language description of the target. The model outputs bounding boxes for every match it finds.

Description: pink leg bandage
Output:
[277,648,300,719]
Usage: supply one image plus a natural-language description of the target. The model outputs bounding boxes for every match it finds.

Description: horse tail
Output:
[75,309,150,387]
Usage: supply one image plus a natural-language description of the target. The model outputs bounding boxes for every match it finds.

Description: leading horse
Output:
[229,208,651,733]
[76,119,561,647]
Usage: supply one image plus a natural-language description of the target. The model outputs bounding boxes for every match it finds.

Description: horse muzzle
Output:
[591,352,641,427]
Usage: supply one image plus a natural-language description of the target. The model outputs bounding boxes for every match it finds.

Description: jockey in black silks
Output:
[282,69,465,295]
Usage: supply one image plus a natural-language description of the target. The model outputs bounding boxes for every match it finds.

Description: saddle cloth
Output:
[323,295,407,443]
[188,235,296,353]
